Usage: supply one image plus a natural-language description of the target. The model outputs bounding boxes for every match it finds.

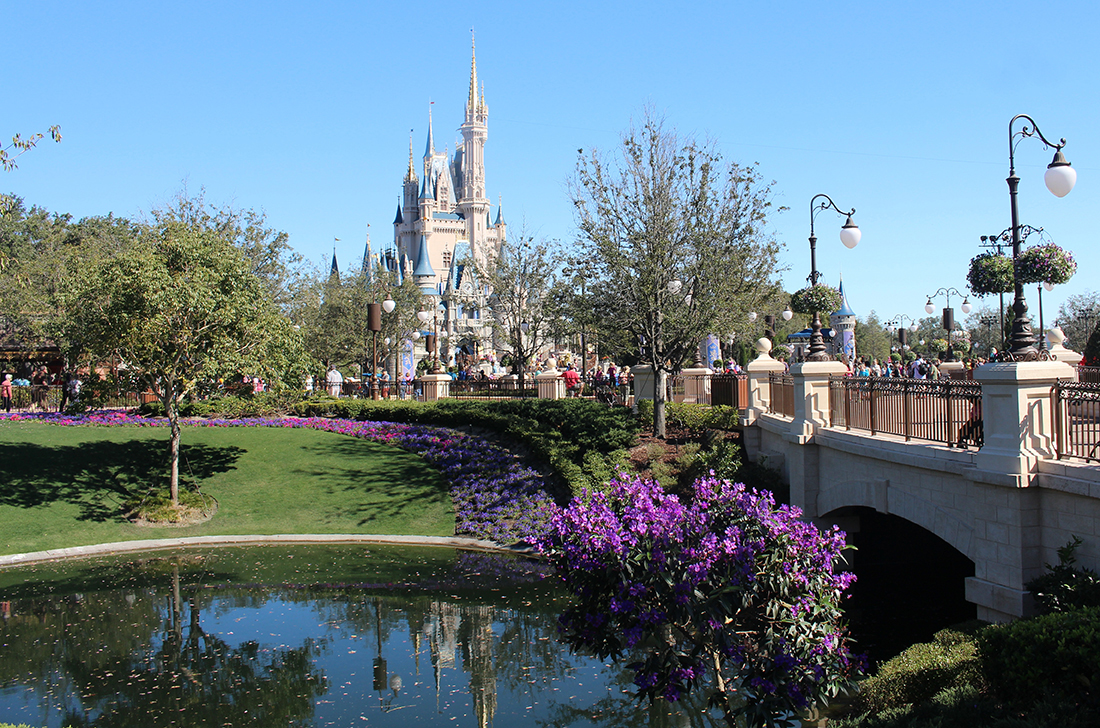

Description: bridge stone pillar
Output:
[537,366,566,400]
[632,365,655,402]
[788,361,846,444]
[973,360,1075,480]
[420,372,451,401]
[744,338,785,425]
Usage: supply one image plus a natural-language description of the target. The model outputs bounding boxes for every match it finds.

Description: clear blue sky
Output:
[5,0,1098,333]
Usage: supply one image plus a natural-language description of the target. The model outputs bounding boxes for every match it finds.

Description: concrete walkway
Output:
[0,533,531,568]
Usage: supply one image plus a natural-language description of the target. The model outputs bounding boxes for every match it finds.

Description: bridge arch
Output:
[816,477,976,563]
[821,504,977,663]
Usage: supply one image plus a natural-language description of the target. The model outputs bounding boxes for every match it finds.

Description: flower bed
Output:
[0,411,559,544]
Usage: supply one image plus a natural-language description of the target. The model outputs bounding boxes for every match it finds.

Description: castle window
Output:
[443,251,452,269]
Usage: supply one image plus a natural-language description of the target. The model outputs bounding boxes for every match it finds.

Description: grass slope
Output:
[0,421,454,556]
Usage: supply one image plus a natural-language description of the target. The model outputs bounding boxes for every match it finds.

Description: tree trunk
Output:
[168,407,181,507]
[654,368,667,438]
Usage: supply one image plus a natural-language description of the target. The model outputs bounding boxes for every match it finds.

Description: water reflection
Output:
[0,545,717,727]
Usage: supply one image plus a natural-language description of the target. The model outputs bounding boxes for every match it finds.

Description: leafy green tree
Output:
[571,110,784,437]
[62,216,309,507]
[0,198,137,355]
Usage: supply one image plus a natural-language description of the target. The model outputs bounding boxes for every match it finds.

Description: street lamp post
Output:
[805,194,861,362]
[1003,114,1076,358]
[923,288,971,362]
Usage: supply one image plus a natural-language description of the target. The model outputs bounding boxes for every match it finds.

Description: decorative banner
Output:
[842,329,856,360]
[401,340,416,380]
[702,335,722,369]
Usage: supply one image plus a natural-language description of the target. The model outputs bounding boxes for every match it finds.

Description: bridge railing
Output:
[1052,379,1100,463]
[828,376,983,448]
[1078,366,1100,385]
[710,373,748,408]
[768,372,794,417]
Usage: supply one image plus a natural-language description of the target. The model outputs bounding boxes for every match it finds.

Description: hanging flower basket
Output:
[1015,243,1077,285]
[789,284,842,315]
[929,338,949,354]
[967,252,1014,297]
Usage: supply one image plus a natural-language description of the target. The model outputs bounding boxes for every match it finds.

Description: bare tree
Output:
[473,234,561,392]
[571,110,784,437]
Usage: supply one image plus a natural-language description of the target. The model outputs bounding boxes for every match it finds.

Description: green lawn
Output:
[0,421,454,556]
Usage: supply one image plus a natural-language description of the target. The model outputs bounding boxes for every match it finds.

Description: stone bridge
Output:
[739,352,1100,623]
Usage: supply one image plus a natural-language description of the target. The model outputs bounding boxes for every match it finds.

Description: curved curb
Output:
[0,534,534,569]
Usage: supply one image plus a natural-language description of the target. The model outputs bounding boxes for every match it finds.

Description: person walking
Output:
[1,373,12,413]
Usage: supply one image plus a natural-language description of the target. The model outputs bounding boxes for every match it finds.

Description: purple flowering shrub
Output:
[538,475,861,727]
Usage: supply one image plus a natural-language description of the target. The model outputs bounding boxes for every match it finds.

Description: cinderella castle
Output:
[389,37,507,366]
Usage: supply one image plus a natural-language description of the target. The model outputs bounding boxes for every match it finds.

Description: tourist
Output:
[326,365,343,397]
[562,363,581,397]
[1,373,12,413]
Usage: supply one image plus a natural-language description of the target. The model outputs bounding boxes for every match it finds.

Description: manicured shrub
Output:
[851,628,984,714]
[979,606,1100,715]
[635,400,740,433]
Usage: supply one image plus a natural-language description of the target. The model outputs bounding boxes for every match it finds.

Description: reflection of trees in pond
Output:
[60,565,328,728]
[1,548,647,727]
[0,589,162,690]
[1,561,328,728]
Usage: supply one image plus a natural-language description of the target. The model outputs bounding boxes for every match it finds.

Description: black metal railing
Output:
[449,378,537,399]
[0,385,143,412]
[829,376,983,448]
[768,373,795,417]
[1052,379,1100,463]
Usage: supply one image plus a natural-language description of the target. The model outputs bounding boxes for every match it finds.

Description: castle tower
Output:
[831,276,858,362]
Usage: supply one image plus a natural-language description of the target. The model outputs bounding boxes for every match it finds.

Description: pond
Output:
[0,544,712,728]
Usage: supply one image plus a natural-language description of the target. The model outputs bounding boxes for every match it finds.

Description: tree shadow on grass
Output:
[0,440,243,522]
[293,438,451,528]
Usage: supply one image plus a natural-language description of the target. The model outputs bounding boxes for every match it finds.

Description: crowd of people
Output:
[0,365,82,413]
[846,355,989,379]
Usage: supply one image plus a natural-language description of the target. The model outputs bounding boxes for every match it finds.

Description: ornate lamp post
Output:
[1003,114,1076,358]
[748,308,794,344]
[417,299,443,374]
[805,194,860,362]
[923,288,971,362]
[979,224,1043,352]
[885,315,919,351]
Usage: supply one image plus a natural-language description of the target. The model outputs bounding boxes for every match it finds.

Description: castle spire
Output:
[467,32,479,118]
[363,225,373,275]
[405,130,417,182]
[424,103,435,158]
